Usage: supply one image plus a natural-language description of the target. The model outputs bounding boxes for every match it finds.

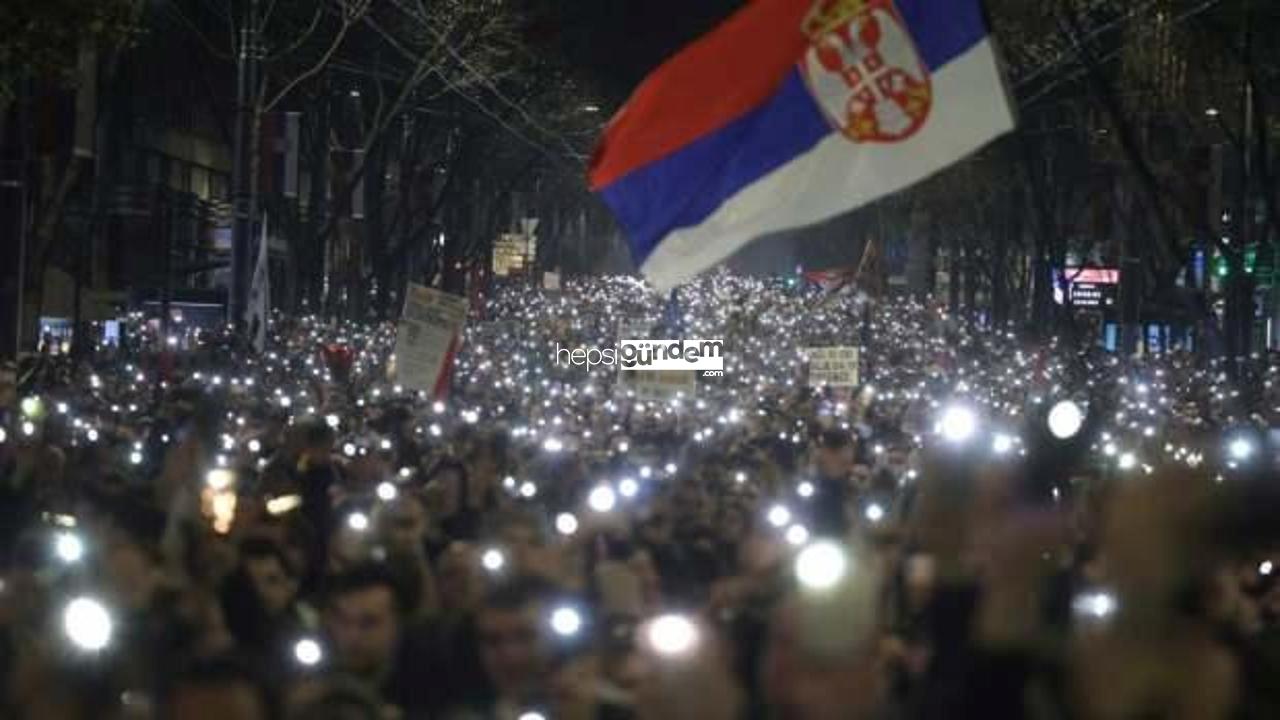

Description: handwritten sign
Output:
[804,346,860,388]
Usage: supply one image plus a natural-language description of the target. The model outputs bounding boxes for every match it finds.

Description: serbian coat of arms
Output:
[800,0,933,143]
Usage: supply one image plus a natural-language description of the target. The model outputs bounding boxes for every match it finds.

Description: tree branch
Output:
[264,1,366,111]
[264,1,325,63]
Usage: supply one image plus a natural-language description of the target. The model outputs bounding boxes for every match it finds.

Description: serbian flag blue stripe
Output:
[589,0,1015,291]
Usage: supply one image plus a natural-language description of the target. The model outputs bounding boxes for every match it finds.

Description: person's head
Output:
[815,430,855,480]
[284,677,383,720]
[467,433,508,479]
[380,493,428,557]
[638,512,672,545]
[163,655,279,720]
[300,422,336,465]
[435,542,484,612]
[476,578,555,700]
[885,446,911,476]
[240,537,299,616]
[718,505,748,543]
[490,507,546,571]
[322,565,402,678]
[425,457,466,489]
[99,500,166,611]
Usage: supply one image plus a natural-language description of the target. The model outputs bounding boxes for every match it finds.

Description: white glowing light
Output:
[63,596,113,651]
[785,524,810,546]
[665,462,677,475]
[1117,452,1137,471]
[325,414,340,429]
[735,471,747,484]
[1260,560,1274,576]
[555,512,579,536]
[21,421,35,437]
[992,434,1015,455]
[206,469,235,491]
[432,401,446,414]
[1073,591,1117,620]
[796,481,815,499]
[939,405,978,444]
[795,540,848,591]
[87,428,99,443]
[588,485,617,513]
[347,512,370,532]
[482,548,506,572]
[342,443,357,457]
[55,531,85,564]
[20,396,40,417]
[646,614,699,657]
[293,637,324,666]
[377,482,398,501]
[864,503,885,523]
[519,481,538,499]
[543,437,564,453]
[1228,437,1254,462]
[618,478,639,498]
[767,504,793,529]
[518,712,547,720]
[266,495,302,516]
[248,439,262,454]
[550,606,583,637]
[129,451,143,465]
[1047,400,1085,439]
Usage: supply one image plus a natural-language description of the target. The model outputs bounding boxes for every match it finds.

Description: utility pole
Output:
[11,81,32,359]
[230,0,261,333]
[1226,0,1255,376]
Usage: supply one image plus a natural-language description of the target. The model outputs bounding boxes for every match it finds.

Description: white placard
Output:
[393,284,468,393]
[804,346,860,388]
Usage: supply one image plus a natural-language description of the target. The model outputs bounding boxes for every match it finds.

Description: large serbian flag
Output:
[589,0,1015,291]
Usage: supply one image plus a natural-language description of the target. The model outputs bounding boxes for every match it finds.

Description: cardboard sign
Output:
[392,284,468,393]
[804,346,860,388]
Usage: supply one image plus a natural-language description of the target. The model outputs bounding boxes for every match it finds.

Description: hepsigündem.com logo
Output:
[554,339,724,372]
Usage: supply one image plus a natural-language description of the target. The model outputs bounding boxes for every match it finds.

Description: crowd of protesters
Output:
[1,272,1279,720]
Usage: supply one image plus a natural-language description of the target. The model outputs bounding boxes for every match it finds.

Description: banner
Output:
[247,215,270,353]
[543,271,561,291]
[393,284,468,394]
[804,346,859,388]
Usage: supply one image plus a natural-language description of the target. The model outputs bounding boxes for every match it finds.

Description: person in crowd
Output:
[0,274,1277,720]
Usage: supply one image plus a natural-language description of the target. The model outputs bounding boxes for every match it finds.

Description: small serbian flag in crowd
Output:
[589,0,1015,291]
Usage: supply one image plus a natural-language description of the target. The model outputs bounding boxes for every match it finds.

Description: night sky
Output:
[522,0,744,104]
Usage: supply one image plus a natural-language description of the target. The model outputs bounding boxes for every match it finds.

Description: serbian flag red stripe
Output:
[588,0,812,190]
